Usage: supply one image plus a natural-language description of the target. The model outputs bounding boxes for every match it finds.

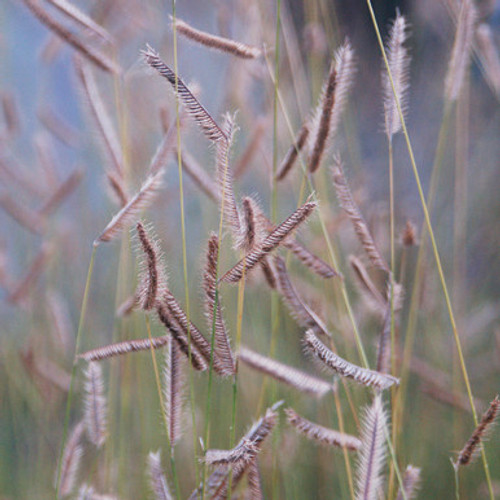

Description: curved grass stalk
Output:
[365,2,494,498]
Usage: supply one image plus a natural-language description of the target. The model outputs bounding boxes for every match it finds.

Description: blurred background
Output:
[0,0,499,498]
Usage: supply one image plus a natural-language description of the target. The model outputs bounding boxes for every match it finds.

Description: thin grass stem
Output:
[333,388,355,500]
[365,2,494,498]
[170,4,200,486]
[227,260,246,499]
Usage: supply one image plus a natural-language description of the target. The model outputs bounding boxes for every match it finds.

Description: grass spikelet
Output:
[401,219,418,247]
[57,421,84,497]
[0,194,45,235]
[308,40,355,170]
[76,483,95,499]
[395,465,421,500]
[455,395,500,468]
[136,221,167,310]
[38,105,80,147]
[148,451,173,500]
[173,17,261,59]
[163,338,184,446]
[39,168,83,216]
[355,394,388,500]
[75,57,124,177]
[261,213,337,278]
[234,118,266,179]
[308,62,336,173]
[142,46,227,143]
[203,234,236,376]
[47,291,73,353]
[240,197,257,251]
[332,159,389,272]
[94,169,164,245]
[286,408,361,450]
[274,256,332,337]
[349,255,386,314]
[259,258,278,289]
[115,294,138,317]
[83,361,107,448]
[277,123,310,180]
[158,291,227,374]
[22,0,120,74]
[1,90,20,138]
[204,438,259,467]
[105,170,128,207]
[303,330,399,390]
[244,402,281,448]
[476,23,500,97]
[45,0,114,45]
[246,461,263,500]
[216,113,242,240]
[7,242,52,305]
[282,237,338,278]
[444,0,477,102]
[376,281,404,374]
[239,346,334,397]
[78,336,169,362]
[177,150,219,201]
[189,403,279,499]
[156,301,208,371]
[221,200,317,283]
[149,125,178,176]
[383,12,411,139]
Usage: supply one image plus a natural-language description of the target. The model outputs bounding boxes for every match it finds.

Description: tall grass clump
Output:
[1,0,499,498]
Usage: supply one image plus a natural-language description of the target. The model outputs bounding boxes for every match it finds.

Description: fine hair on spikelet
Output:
[355,395,388,500]
[307,40,355,173]
[202,234,236,376]
[22,0,120,74]
[56,421,84,497]
[147,451,174,500]
[239,346,334,397]
[274,256,332,338]
[78,336,169,362]
[454,395,500,468]
[173,17,261,59]
[221,200,317,283]
[303,330,399,390]
[276,124,310,180]
[332,158,389,272]
[94,169,164,245]
[286,408,361,450]
[382,11,411,140]
[142,46,227,143]
[74,57,124,180]
[44,0,114,45]
[83,362,107,448]
[395,465,421,500]
[135,221,168,311]
[163,338,184,446]
[444,0,477,102]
